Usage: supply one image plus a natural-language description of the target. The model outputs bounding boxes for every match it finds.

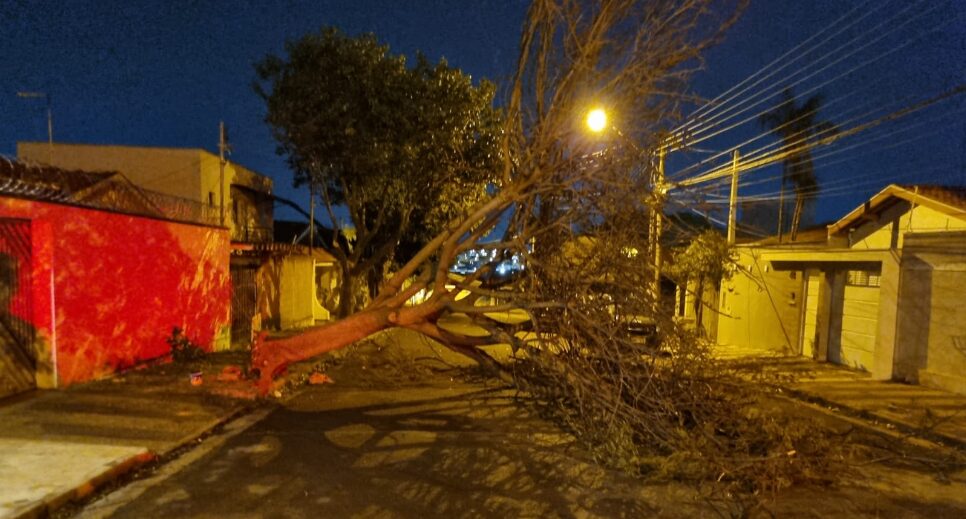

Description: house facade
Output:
[714,185,966,394]
[0,158,230,398]
[17,141,273,242]
[17,142,335,347]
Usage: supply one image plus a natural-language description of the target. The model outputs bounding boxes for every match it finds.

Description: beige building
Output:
[714,184,966,394]
[17,141,273,243]
[17,141,335,345]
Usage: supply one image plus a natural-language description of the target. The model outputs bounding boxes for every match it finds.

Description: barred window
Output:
[847,269,881,287]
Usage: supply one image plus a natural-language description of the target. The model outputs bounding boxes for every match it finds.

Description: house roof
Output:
[0,155,118,201]
[0,156,221,225]
[273,219,340,250]
[744,225,830,246]
[828,184,966,235]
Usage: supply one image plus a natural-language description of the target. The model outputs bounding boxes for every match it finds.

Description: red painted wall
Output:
[0,197,230,386]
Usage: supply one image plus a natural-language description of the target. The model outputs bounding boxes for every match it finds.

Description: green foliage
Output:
[668,230,735,285]
[167,326,205,363]
[254,27,502,267]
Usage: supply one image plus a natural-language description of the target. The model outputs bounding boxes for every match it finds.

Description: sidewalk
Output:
[0,352,262,519]
[731,356,966,448]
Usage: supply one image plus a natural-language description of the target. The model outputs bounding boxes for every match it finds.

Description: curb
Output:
[10,403,259,519]
[774,389,964,451]
[153,402,254,459]
[11,451,155,519]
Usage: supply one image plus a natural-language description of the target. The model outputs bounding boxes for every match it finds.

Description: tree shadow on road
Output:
[109,384,711,518]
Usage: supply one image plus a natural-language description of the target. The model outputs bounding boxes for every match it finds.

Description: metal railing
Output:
[0,156,225,228]
[141,189,221,227]
[232,223,273,243]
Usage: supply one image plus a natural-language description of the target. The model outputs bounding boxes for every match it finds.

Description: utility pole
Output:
[727,149,740,245]
[45,94,52,164]
[308,183,315,255]
[17,92,53,164]
[652,145,666,307]
[777,182,784,243]
[218,121,227,227]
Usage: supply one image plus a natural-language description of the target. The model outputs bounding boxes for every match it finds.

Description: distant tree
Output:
[255,28,502,316]
[668,229,734,330]
[759,88,837,240]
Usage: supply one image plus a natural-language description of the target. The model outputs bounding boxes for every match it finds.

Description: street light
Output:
[17,91,53,164]
[583,106,667,307]
[586,108,608,133]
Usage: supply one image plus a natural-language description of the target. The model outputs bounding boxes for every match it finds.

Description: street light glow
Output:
[586,108,607,133]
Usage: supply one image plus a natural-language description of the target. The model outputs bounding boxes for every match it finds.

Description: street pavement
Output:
[1,332,965,518]
[74,380,715,519]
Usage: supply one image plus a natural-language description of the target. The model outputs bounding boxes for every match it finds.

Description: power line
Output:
[673,0,883,135]
[673,0,949,149]
[729,105,966,196]
[675,84,966,188]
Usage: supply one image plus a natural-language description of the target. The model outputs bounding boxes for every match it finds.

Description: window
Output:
[846,269,881,287]
[208,192,215,206]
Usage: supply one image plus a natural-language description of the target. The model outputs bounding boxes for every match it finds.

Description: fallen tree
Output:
[251,0,854,506]
[252,0,739,393]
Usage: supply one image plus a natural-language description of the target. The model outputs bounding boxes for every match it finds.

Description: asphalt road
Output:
[67,335,966,519]
[73,379,707,519]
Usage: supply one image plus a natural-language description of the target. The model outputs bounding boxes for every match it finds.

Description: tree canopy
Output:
[255,28,502,314]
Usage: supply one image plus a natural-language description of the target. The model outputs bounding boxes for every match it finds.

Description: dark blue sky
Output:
[2,0,963,227]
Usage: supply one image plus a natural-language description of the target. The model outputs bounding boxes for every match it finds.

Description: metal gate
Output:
[230,265,257,347]
[0,218,35,399]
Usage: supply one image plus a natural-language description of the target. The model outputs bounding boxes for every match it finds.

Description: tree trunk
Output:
[790,195,805,241]
[251,298,452,394]
[367,260,384,301]
[338,264,355,318]
[252,307,392,393]
[694,279,704,334]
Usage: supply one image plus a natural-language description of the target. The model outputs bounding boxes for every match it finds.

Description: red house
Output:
[0,158,230,398]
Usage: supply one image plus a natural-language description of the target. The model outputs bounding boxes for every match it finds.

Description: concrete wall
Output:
[18,142,275,242]
[871,251,901,380]
[253,254,334,333]
[715,247,802,354]
[203,158,274,240]
[849,202,966,250]
[838,202,963,380]
[719,197,966,391]
[895,232,966,394]
[0,196,230,387]
[279,255,316,330]
[18,142,205,202]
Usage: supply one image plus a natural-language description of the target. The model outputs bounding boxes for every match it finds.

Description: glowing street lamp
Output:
[586,108,607,133]
[583,104,668,306]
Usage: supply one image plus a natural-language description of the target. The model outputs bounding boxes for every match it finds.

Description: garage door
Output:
[800,271,820,357]
[833,270,880,370]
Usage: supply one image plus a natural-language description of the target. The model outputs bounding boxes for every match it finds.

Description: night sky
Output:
[2,0,963,228]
